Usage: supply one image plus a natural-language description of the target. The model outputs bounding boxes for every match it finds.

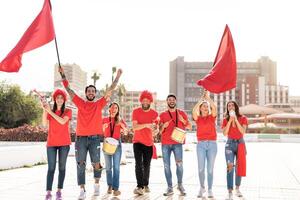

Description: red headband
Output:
[139,90,153,103]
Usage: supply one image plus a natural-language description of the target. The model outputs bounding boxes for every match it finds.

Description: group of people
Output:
[41,67,247,200]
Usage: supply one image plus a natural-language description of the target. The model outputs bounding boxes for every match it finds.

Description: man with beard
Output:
[159,94,191,196]
[59,67,122,200]
[132,90,159,195]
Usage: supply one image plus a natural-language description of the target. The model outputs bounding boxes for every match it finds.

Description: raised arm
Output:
[106,69,122,92]
[203,91,217,117]
[58,66,76,99]
[192,101,202,121]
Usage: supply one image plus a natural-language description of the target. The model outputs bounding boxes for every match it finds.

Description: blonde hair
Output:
[199,101,211,116]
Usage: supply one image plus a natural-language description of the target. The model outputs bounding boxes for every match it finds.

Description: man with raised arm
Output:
[59,67,122,200]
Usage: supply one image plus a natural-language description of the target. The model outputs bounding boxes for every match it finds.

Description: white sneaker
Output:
[78,189,86,200]
[94,184,100,196]
[235,189,243,197]
[208,189,214,198]
[226,192,233,200]
[197,187,206,198]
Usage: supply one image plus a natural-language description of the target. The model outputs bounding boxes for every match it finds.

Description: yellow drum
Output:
[103,137,119,155]
[171,127,186,143]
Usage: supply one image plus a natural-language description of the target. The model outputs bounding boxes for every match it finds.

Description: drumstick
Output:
[32,89,44,98]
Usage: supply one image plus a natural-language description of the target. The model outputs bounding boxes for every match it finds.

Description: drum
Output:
[171,127,186,143]
[103,137,119,155]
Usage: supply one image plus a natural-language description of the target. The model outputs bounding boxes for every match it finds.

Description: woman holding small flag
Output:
[40,89,72,200]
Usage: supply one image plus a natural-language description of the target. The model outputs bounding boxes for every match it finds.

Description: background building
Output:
[170,56,289,127]
[54,63,87,95]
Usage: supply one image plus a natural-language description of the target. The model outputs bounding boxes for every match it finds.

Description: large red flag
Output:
[0,0,55,72]
[197,25,236,93]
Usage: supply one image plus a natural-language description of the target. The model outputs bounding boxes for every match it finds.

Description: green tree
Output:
[0,82,42,128]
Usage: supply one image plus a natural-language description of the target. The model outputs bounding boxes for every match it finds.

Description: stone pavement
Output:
[0,142,300,200]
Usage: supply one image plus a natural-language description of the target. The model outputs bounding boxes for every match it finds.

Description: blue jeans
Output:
[46,146,70,191]
[104,143,122,190]
[196,141,217,190]
[225,139,244,190]
[162,144,183,188]
[75,135,102,185]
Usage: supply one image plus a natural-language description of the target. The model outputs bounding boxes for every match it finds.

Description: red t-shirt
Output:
[47,109,72,147]
[102,117,126,140]
[132,107,158,146]
[222,116,248,139]
[159,109,189,145]
[72,94,107,136]
[195,115,217,141]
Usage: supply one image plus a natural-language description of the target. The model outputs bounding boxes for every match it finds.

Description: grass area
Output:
[0,161,47,172]
[257,134,281,139]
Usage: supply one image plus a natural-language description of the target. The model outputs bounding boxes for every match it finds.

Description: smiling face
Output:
[85,86,96,101]
[109,103,119,117]
[55,94,65,107]
[141,98,151,110]
[167,96,176,109]
[199,102,209,116]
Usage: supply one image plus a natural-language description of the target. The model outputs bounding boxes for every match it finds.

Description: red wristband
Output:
[62,79,69,88]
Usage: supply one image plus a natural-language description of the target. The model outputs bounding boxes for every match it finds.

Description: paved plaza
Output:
[0,140,300,200]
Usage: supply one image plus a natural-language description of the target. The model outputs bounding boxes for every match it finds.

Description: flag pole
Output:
[49,0,64,78]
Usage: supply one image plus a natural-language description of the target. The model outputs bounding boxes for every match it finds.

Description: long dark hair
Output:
[109,102,120,123]
[225,100,241,121]
[52,102,65,117]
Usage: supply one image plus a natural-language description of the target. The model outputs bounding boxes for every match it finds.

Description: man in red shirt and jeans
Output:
[159,94,191,196]
[59,67,122,200]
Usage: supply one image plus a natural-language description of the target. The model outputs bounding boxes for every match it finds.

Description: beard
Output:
[168,103,176,109]
[142,104,151,110]
[86,95,95,101]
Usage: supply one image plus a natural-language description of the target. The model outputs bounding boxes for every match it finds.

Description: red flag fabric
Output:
[237,142,247,176]
[0,0,55,72]
[197,25,236,93]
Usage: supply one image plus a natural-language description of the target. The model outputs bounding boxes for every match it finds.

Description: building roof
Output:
[239,104,281,115]
[248,122,277,129]
[264,113,300,120]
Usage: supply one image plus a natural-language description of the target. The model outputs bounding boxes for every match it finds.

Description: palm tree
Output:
[91,72,100,86]
[116,84,126,105]
[112,66,117,83]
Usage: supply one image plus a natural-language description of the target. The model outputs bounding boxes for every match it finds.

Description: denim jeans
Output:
[225,139,244,190]
[75,135,101,185]
[162,144,183,188]
[104,143,122,190]
[46,145,70,191]
[196,141,217,190]
[133,143,153,188]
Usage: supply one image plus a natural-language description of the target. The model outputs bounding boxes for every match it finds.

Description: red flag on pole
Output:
[0,0,55,72]
[197,25,236,93]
